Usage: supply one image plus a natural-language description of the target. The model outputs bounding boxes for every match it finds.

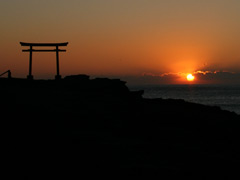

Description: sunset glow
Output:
[0,1,240,84]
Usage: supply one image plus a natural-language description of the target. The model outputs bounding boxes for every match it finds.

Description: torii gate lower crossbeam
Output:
[20,42,69,80]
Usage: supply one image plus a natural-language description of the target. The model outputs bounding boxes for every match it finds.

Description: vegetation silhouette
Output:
[1,75,240,178]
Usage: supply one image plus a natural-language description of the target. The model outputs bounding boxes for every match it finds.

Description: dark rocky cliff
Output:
[1,75,240,178]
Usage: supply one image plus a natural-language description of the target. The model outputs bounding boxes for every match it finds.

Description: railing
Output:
[0,70,11,79]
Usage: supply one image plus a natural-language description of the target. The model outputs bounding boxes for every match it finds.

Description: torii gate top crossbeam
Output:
[20,42,68,47]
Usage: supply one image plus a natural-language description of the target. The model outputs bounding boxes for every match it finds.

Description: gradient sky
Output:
[1,0,240,84]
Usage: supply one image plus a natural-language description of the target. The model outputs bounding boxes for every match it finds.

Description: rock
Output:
[64,74,90,81]
[0,74,240,178]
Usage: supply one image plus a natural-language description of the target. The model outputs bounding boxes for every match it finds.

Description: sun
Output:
[187,74,195,81]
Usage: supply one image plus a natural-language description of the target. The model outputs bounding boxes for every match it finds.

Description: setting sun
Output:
[187,74,195,81]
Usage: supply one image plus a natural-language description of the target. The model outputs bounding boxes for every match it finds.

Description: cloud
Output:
[193,71,240,84]
[123,70,240,85]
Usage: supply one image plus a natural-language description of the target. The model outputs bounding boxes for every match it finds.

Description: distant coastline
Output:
[130,84,240,115]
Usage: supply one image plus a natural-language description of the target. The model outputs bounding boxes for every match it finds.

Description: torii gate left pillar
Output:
[28,45,33,80]
[20,42,69,80]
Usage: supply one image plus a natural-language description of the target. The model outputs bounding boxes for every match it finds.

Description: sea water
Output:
[129,85,240,115]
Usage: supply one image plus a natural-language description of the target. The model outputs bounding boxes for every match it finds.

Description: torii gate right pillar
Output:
[27,46,34,80]
[55,45,61,80]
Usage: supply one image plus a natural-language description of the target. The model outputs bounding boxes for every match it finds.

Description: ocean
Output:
[129,84,240,115]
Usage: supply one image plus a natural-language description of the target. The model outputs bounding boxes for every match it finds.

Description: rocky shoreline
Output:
[1,75,240,178]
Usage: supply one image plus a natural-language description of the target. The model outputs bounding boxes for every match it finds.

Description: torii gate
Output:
[20,42,69,80]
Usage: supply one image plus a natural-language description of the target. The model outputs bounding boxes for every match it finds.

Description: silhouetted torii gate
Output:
[20,42,68,80]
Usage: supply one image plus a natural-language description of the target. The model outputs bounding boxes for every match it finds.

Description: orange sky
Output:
[1,0,240,84]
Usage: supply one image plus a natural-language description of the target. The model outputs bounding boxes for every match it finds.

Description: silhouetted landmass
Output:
[1,75,240,179]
